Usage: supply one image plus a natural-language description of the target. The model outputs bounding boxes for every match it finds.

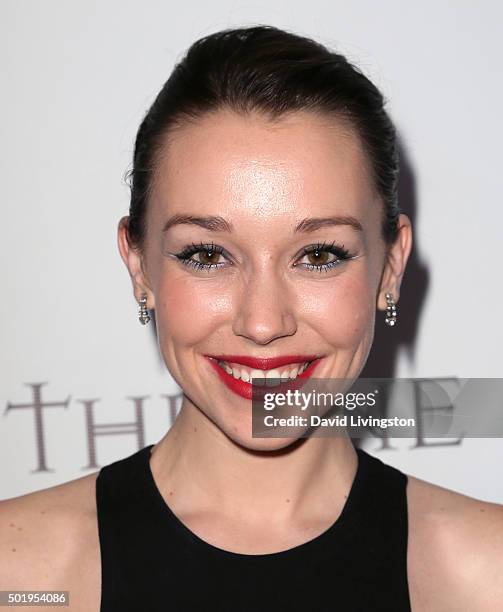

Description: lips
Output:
[205,354,319,370]
[204,354,323,400]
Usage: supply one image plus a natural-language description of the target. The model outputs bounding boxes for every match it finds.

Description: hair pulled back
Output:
[126,25,400,251]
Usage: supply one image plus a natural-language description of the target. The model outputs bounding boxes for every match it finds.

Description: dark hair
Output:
[125,25,400,252]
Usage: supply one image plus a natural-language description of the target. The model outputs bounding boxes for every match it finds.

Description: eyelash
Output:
[171,240,356,273]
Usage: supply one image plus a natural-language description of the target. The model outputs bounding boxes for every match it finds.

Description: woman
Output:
[1,25,502,612]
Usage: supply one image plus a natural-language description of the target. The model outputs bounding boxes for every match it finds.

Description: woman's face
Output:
[119,109,411,450]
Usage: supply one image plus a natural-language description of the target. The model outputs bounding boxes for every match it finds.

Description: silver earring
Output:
[138,293,151,325]
[385,292,397,326]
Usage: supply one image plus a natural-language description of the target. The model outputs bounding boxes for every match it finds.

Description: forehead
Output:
[150,109,378,223]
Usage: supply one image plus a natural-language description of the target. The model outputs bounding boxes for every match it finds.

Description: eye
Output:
[171,242,229,271]
[168,240,358,273]
[294,241,355,273]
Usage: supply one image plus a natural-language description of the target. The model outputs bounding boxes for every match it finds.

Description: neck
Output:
[149,398,358,526]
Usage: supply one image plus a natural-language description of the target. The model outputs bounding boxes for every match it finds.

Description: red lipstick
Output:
[206,354,319,370]
[204,355,323,400]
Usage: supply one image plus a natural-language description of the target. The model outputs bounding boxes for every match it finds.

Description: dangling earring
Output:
[138,293,151,325]
[384,292,397,326]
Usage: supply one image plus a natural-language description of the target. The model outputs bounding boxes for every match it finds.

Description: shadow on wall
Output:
[361,136,429,377]
[356,137,430,449]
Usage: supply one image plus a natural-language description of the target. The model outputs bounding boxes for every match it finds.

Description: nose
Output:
[232,269,297,345]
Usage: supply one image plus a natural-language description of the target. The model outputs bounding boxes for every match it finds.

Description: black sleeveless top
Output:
[96,444,411,611]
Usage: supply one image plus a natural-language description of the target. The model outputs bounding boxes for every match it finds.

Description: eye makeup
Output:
[164,240,362,274]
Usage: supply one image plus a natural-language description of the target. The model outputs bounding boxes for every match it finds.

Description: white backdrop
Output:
[2,0,502,502]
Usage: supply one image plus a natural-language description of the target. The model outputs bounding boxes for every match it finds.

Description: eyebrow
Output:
[162,214,363,233]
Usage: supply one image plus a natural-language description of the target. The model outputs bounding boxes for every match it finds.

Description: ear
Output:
[377,213,413,311]
[117,216,155,310]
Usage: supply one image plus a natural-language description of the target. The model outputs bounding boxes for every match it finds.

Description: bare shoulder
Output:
[406,473,503,612]
[0,472,101,611]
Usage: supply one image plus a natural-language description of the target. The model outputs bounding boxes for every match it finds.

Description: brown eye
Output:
[198,250,221,265]
[295,242,353,272]
[305,249,332,266]
[173,242,230,271]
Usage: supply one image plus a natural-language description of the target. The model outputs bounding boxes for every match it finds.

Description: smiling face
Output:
[118,109,411,450]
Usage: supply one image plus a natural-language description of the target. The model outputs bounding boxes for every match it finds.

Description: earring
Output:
[138,293,151,325]
[384,292,397,326]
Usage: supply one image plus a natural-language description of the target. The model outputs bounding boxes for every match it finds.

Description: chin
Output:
[227,430,305,454]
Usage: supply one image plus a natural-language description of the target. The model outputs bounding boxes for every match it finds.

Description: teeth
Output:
[250,368,267,386]
[223,363,233,375]
[280,370,291,382]
[265,369,281,387]
[217,360,311,384]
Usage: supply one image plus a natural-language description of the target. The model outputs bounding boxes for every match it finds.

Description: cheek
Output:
[153,266,375,351]
[155,276,233,347]
[298,275,374,348]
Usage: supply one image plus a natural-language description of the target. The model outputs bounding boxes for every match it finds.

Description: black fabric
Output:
[96,444,411,611]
